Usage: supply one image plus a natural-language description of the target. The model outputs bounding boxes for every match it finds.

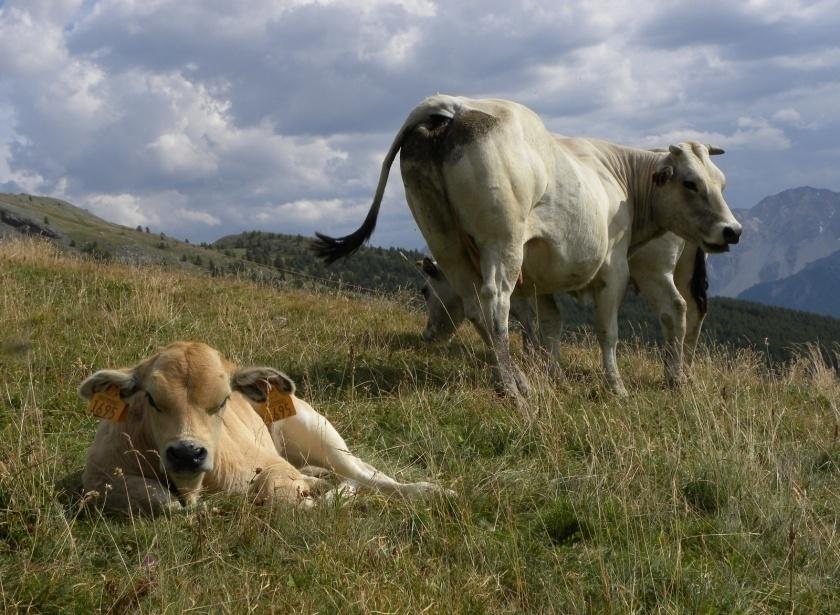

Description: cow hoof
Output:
[512,367,531,397]
[608,381,629,397]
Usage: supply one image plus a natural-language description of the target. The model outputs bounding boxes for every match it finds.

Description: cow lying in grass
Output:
[79,341,447,514]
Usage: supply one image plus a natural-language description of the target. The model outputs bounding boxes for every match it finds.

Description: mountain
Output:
[709,187,840,297]
[738,250,840,318]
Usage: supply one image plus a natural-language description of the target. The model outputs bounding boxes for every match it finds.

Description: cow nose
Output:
[722,225,741,245]
[166,442,208,473]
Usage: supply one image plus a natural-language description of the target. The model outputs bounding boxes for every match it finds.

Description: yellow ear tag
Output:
[88,385,128,422]
[258,386,296,423]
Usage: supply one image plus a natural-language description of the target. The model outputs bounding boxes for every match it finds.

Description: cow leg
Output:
[85,472,182,515]
[593,263,630,396]
[271,399,450,498]
[510,295,539,356]
[533,293,564,371]
[634,273,687,387]
[674,245,707,367]
[473,244,532,414]
[250,461,323,509]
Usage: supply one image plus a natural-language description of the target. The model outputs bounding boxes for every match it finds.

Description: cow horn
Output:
[668,144,682,156]
[707,145,725,156]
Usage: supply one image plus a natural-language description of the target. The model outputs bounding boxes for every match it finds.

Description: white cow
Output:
[315,96,740,415]
[417,233,709,386]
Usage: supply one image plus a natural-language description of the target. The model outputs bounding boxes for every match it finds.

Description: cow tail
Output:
[313,96,461,264]
[690,247,709,316]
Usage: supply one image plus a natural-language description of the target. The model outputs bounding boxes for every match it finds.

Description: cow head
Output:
[415,257,465,342]
[78,342,295,497]
[651,142,741,253]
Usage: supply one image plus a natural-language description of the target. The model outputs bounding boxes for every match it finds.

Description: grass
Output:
[1,237,838,613]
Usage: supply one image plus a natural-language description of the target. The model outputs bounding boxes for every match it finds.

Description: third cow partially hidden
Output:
[416,232,709,389]
[314,95,741,417]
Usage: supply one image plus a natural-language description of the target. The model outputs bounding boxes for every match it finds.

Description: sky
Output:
[1,0,839,248]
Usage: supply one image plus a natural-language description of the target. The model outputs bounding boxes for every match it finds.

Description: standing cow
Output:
[417,232,709,386]
[315,96,740,416]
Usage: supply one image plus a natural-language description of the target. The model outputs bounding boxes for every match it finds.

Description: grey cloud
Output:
[1,0,840,248]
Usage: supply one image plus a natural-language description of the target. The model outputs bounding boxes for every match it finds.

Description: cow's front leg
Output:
[84,471,182,515]
[593,263,629,397]
[635,274,687,387]
[674,244,707,368]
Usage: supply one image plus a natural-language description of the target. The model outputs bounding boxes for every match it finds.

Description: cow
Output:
[314,95,740,416]
[416,232,709,386]
[78,341,448,514]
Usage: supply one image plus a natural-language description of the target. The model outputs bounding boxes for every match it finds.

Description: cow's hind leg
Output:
[272,400,452,498]
[472,243,531,415]
[593,262,630,396]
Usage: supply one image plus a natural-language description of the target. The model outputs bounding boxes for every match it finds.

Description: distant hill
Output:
[710,187,840,297]
[0,192,256,277]
[739,250,840,318]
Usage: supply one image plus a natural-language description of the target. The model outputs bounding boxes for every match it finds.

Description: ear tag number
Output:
[259,385,296,423]
[88,385,128,422]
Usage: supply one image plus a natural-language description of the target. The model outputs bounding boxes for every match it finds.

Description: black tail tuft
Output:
[312,208,378,265]
[690,247,709,316]
[311,228,370,265]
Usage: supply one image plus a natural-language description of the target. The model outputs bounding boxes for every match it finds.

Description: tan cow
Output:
[79,341,448,514]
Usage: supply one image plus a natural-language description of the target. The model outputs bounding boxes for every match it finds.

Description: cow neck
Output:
[600,144,664,247]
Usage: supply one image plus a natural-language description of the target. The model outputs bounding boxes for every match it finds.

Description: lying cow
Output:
[79,341,447,514]
[315,95,739,415]
[417,233,708,386]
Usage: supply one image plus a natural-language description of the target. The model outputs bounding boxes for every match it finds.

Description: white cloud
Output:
[85,193,157,227]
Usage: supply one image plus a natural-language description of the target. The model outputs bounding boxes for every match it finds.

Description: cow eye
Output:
[421,286,429,299]
[210,396,229,414]
[146,392,162,413]
[683,180,698,192]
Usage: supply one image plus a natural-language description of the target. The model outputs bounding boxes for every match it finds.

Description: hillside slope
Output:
[0,192,249,275]
[739,249,840,317]
[1,238,837,612]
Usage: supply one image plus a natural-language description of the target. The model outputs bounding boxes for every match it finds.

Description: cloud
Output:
[1,0,839,247]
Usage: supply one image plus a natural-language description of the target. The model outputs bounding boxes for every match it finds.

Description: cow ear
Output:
[652,165,674,187]
[78,369,138,400]
[231,366,296,402]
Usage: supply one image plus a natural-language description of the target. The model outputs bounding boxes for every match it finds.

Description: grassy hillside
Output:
[5,194,840,364]
[1,237,838,612]
[215,231,427,294]
[0,193,258,277]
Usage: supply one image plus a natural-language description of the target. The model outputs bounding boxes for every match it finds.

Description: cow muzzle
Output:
[164,440,211,475]
[703,222,743,253]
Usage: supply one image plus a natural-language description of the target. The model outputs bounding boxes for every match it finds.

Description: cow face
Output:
[78,342,295,497]
[652,142,742,253]
[415,257,465,342]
